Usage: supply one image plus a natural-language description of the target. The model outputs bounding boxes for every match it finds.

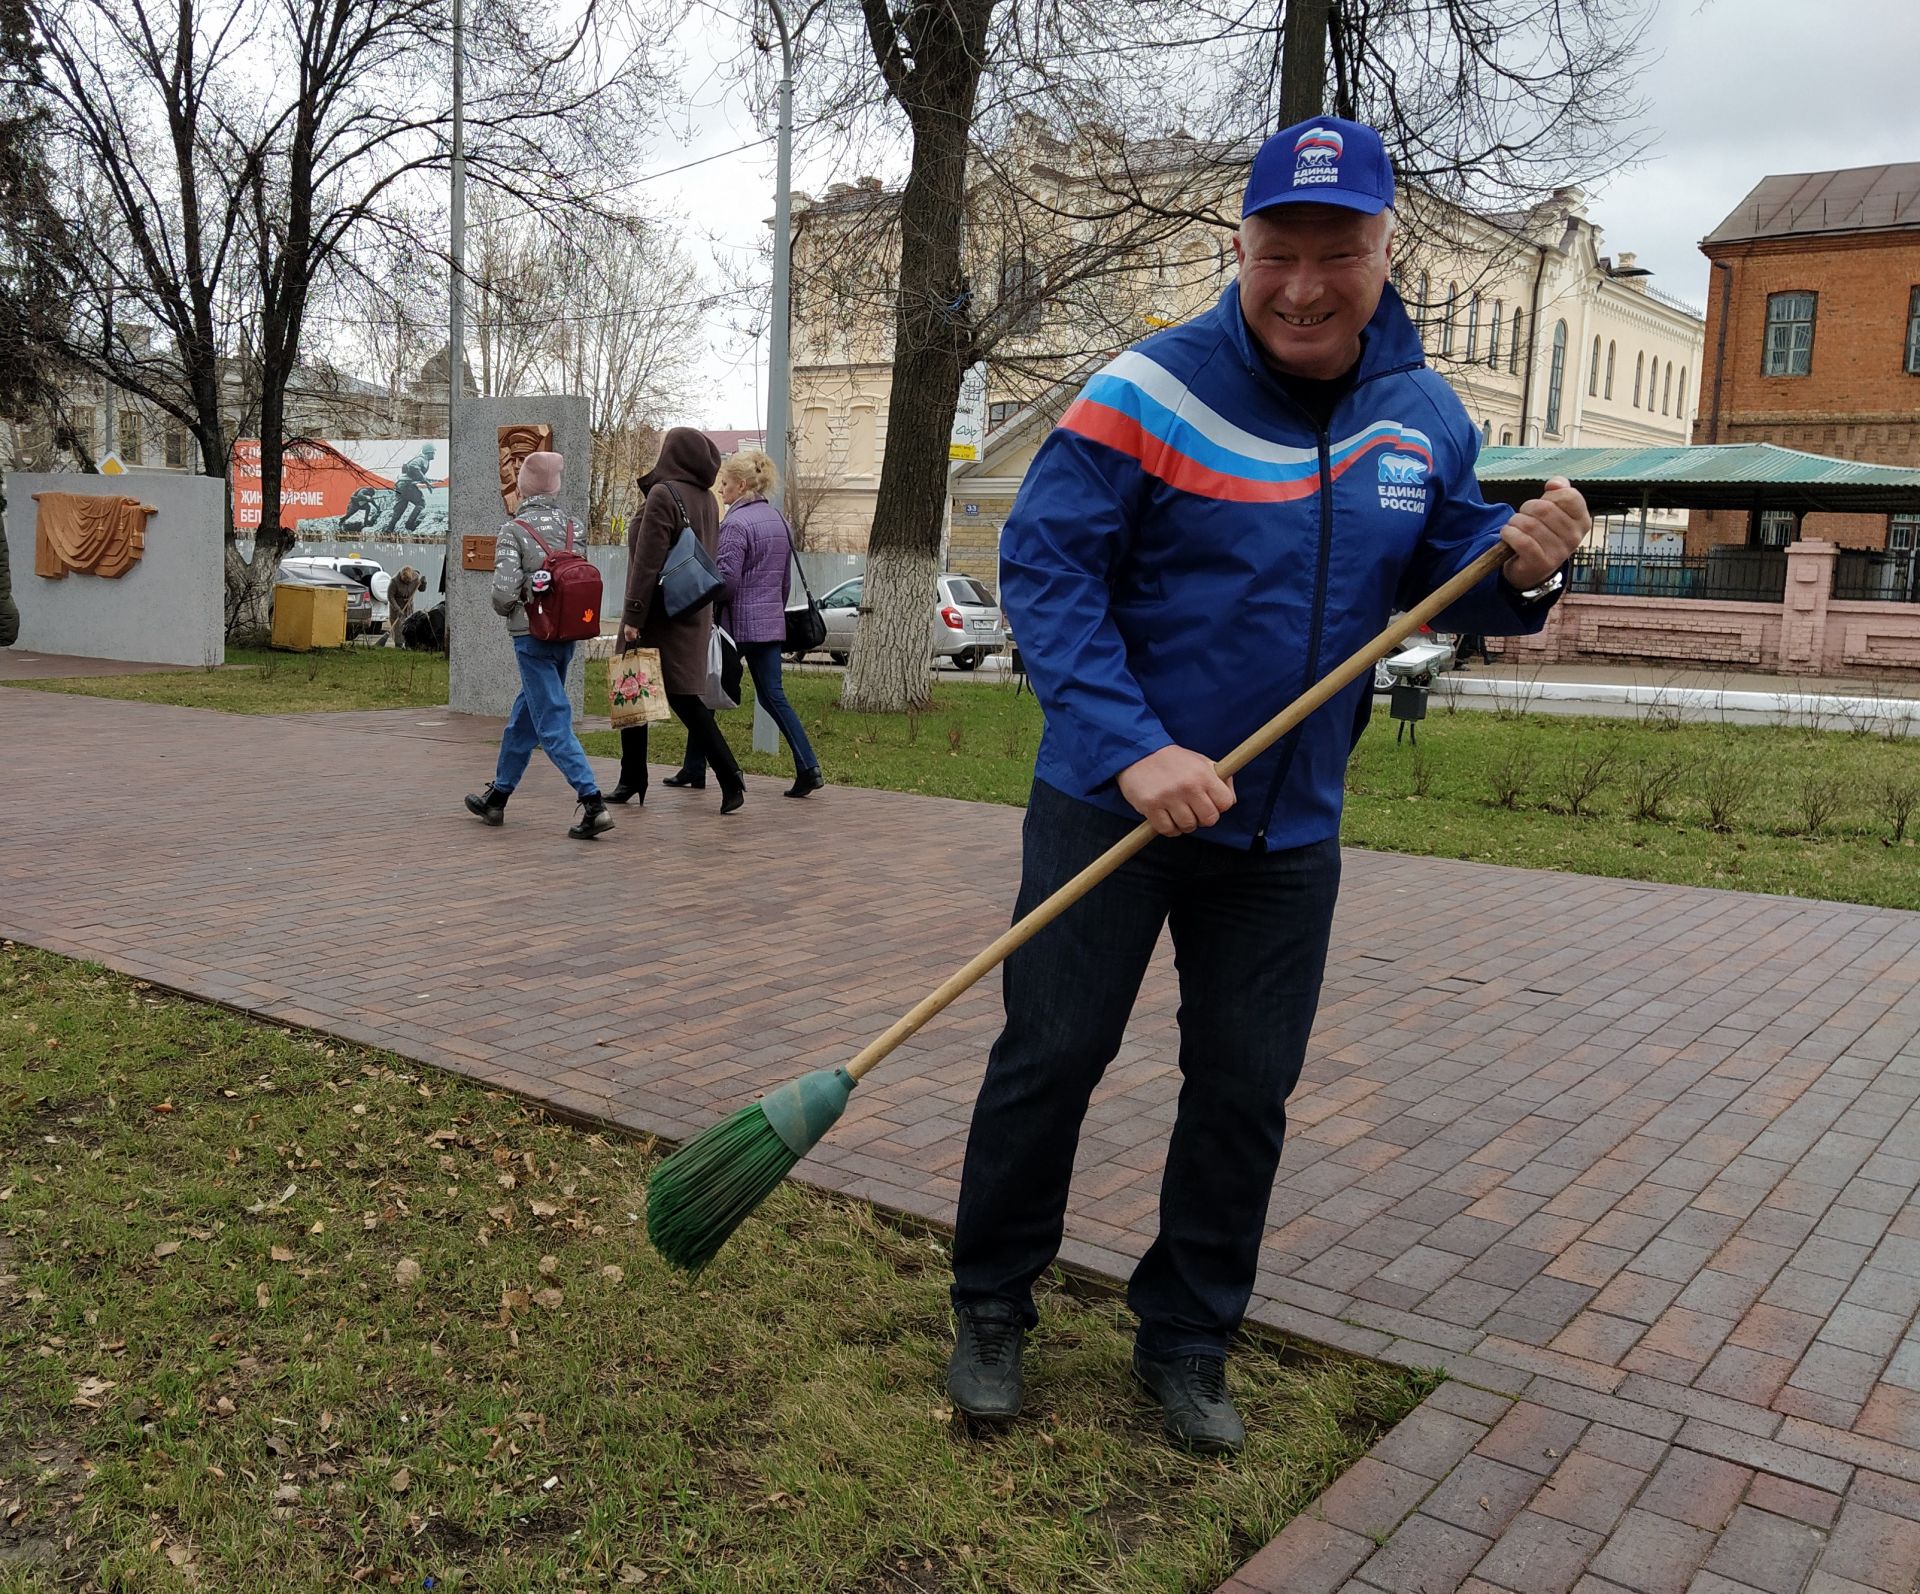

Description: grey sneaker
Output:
[946,1302,1026,1421]
[1132,1350,1245,1455]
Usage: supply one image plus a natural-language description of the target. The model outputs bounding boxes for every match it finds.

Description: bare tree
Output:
[30,0,660,634]
[751,0,1651,712]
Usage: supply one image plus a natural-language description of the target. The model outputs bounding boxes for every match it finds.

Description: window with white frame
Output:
[1465,294,1480,361]
[1906,287,1920,375]
[1488,301,1502,368]
[1589,336,1601,395]
[1754,509,1798,548]
[1510,310,1524,374]
[1441,282,1458,355]
[1891,513,1920,552]
[1677,367,1687,421]
[1662,364,1673,414]
[1544,320,1568,435]
[1764,292,1815,377]
[1633,351,1644,406]
[1605,341,1615,398]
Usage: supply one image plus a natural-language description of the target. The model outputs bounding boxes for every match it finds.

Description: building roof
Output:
[1476,443,1920,514]
[1703,164,1920,247]
[703,428,767,455]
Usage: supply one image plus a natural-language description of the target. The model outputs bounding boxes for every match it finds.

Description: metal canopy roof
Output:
[1475,444,1920,515]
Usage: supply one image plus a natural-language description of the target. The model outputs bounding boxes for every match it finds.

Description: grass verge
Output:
[0,945,1434,1593]
[13,650,1920,909]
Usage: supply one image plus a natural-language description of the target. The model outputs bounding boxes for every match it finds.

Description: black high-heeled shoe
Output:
[606,782,645,805]
[662,771,706,790]
[719,785,746,816]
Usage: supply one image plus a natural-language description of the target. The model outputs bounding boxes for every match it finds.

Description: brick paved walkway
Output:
[4,686,1920,1594]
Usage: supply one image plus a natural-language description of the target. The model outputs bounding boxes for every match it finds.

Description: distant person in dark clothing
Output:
[1455,632,1493,666]
[607,427,747,815]
[0,521,18,646]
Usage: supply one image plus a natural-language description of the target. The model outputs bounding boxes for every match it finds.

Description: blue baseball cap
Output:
[1242,116,1395,218]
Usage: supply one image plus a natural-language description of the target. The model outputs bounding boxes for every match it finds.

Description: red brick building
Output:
[1690,162,1920,557]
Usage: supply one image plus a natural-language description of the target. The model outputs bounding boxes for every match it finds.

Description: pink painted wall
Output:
[1500,542,1920,679]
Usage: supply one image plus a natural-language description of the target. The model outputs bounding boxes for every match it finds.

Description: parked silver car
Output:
[811,573,1009,670]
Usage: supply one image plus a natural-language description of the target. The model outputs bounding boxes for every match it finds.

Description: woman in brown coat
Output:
[608,427,747,813]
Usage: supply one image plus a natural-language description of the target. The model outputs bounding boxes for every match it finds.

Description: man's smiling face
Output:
[1233,204,1394,380]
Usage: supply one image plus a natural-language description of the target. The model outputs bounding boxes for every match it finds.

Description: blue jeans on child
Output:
[494,635,599,798]
[676,639,819,778]
[951,778,1341,1361]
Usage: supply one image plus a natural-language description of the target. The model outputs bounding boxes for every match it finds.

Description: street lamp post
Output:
[764,0,794,491]
[450,0,466,452]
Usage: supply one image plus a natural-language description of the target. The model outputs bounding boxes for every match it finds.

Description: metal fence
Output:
[1569,549,1788,603]
[1833,548,1920,603]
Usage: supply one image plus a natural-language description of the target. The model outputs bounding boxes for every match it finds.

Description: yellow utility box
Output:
[270,583,347,651]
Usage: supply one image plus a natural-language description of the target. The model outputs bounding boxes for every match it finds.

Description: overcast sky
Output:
[650,0,1920,431]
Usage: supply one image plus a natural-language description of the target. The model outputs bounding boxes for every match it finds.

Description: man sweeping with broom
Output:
[942,116,1589,1453]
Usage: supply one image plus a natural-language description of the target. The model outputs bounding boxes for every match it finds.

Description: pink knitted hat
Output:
[517,451,563,498]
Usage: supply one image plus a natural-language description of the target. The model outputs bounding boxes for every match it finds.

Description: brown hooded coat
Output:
[622,428,723,695]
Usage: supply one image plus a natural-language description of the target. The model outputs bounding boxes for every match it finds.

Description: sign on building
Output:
[230,439,448,537]
[949,364,989,462]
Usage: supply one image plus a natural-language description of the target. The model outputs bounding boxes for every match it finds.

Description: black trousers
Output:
[618,694,743,797]
[951,779,1341,1360]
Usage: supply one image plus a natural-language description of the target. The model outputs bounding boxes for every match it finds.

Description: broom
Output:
[647,540,1515,1270]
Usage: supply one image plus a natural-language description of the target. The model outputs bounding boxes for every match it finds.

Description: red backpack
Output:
[518,517,603,643]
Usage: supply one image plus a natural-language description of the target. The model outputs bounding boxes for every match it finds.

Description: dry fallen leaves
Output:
[394,1258,423,1288]
[270,1245,295,1264]
[528,1199,561,1218]
[152,1240,182,1260]
[533,1287,563,1311]
[599,1265,624,1284]
[255,1283,271,1309]
[388,1466,411,1494]
[538,1255,559,1277]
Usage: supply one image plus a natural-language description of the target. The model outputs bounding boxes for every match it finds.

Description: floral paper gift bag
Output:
[608,646,669,729]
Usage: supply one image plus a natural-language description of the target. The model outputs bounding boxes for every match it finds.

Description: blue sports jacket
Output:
[1000,281,1557,851]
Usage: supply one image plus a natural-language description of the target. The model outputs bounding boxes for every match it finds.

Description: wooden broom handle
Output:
[844,540,1515,1083]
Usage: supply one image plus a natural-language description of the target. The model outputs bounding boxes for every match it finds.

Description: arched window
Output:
[1416,272,1432,349]
[1649,357,1659,409]
[1488,301,1503,368]
[1605,341,1616,399]
[1545,320,1568,434]
[1465,294,1481,361]
[1441,282,1458,355]
[847,406,877,474]
[1589,336,1602,395]
[1510,310,1524,374]
[1677,366,1688,420]
[1481,419,1493,446]
[1633,351,1645,407]
[1662,363,1673,415]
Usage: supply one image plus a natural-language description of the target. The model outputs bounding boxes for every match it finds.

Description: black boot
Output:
[463,783,509,826]
[1132,1350,1245,1455]
[719,782,746,816]
[606,779,645,805]
[662,769,706,790]
[785,767,825,799]
[946,1302,1027,1421]
[568,793,614,840]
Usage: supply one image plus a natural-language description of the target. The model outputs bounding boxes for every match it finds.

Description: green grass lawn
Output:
[12,650,1920,909]
[0,946,1431,1593]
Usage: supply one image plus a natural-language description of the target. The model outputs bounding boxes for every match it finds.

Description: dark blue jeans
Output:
[676,640,819,779]
[951,779,1341,1361]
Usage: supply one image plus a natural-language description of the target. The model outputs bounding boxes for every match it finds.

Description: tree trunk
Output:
[1280,0,1332,124]
[841,0,992,713]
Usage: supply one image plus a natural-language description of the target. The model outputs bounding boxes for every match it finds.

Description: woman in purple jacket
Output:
[666,450,824,798]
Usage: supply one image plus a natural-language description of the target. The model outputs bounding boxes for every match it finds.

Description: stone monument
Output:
[447,396,591,717]
[2,471,225,666]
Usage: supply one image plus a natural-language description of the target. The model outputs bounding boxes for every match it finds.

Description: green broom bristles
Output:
[646,1102,801,1272]
[647,1066,855,1272]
